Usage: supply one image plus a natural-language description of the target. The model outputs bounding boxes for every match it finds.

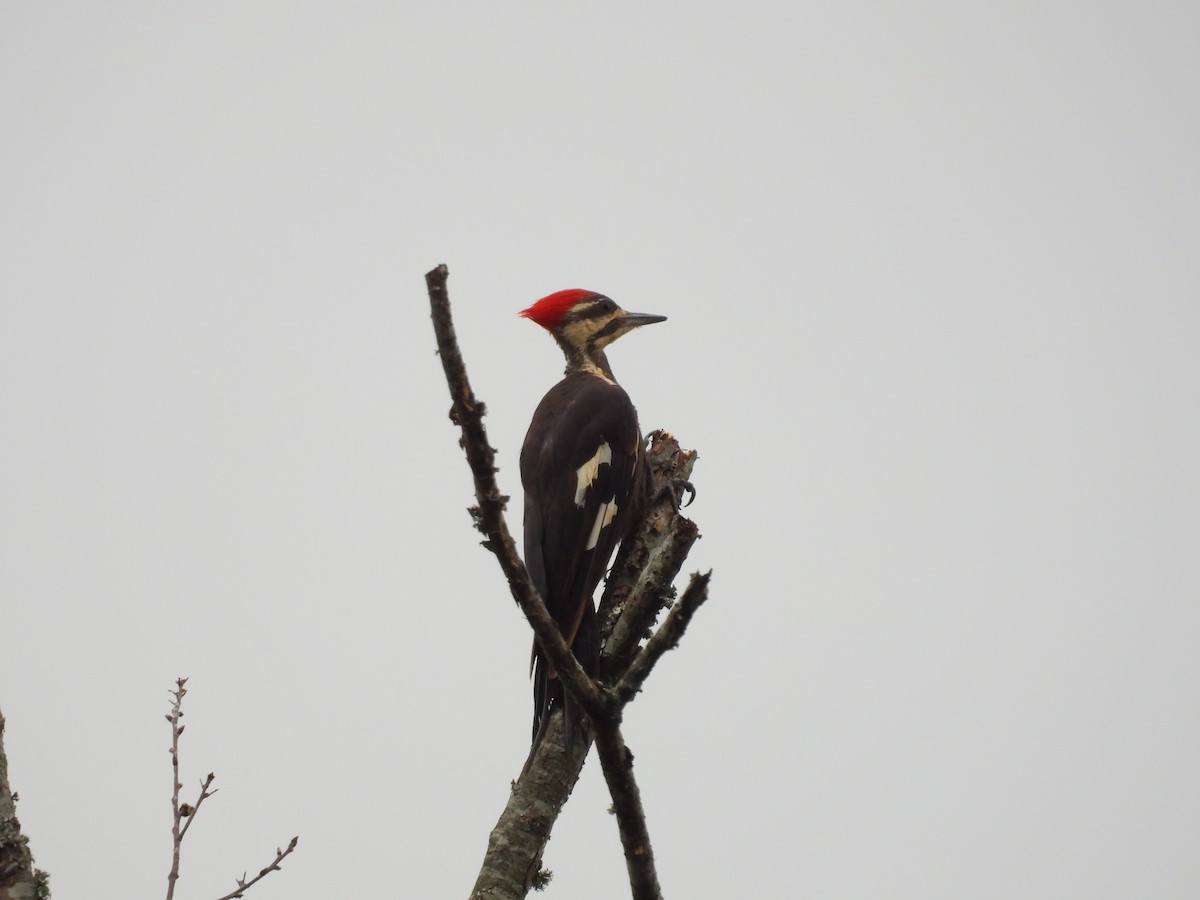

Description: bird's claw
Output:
[655,478,696,512]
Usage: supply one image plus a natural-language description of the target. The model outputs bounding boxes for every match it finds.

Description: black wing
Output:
[520,373,643,742]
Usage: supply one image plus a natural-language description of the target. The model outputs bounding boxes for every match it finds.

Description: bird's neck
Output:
[559,340,616,383]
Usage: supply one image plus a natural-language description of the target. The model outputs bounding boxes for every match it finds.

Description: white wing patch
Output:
[586,499,619,550]
[574,441,612,507]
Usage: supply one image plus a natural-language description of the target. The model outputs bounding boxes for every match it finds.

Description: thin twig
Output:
[166,678,187,900]
[177,773,217,844]
[211,837,300,900]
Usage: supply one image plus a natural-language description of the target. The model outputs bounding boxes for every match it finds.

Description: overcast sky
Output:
[2,4,1198,898]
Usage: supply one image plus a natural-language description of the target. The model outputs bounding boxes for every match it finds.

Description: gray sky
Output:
[3,3,1198,898]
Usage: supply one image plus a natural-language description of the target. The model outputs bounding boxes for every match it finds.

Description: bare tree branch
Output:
[472,712,587,899]
[614,571,712,704]
[427,264,612,722]
[600,434,701,678]
[594,725,661,900]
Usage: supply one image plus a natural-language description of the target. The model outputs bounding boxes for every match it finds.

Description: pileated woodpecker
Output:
[519,288,666,760]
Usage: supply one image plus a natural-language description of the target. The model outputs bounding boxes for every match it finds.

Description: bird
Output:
[518,288,666,767]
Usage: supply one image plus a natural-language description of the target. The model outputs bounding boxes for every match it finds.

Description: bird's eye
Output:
[598,299,616,314]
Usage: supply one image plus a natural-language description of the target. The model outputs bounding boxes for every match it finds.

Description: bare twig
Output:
[211,837,299,900]
[164,678,297,900]
[177,773,217,845]
[166,677,188,900]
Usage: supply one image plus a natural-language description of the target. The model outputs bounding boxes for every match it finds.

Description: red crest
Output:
[520,289,597,329]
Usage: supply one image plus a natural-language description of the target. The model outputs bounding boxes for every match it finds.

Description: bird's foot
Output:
[655,478,695,512]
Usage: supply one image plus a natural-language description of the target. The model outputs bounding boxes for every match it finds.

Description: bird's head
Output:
[520,289,666,359]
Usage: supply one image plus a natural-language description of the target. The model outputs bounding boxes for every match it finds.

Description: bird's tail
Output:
[522,603,599,776]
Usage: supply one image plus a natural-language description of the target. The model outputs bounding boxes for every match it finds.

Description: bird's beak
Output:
[621,311,667,329]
